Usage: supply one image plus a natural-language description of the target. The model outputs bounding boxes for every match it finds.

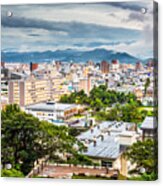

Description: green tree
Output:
[128,172,157,181]
[1,169,24,177]
[2,105,42,174]
[60,85,139,110]
[125,139,157,175]
[106,104,121,121]
[1,104,92,176]
[121,104,142,123]
[144,78,150,96]
[106,104,145,123]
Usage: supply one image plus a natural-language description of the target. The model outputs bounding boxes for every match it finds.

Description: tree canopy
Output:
[95,103,146,123]
[60,85,139,112]
[125,139,157,178]
[1,104,93,176]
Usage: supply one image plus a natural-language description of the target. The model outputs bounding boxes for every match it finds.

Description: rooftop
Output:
[78,120,137,159]
[83,135,120,159]
[25,102,77,112]
[77,121,135,141]
[141,116,157,130]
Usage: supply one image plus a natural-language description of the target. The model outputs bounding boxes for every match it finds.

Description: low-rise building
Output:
[25,102,82,125]
[77,121,140,176]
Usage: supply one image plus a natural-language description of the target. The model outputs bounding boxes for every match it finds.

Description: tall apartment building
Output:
[79,75,94,95]
[49,76,70,102]
[8,75,70,107]
[8,78,50,107]
[110,60,120,72]
[100,60,109,74]
[30,62,38,72]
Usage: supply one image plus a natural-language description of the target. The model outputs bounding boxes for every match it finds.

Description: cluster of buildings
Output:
[77,121,139,176]
[77,117,157,176]
[1,62,70,107]
[0,59,157,177]
[1,59,155,109]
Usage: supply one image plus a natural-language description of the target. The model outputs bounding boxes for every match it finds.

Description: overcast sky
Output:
[1,1,154,58]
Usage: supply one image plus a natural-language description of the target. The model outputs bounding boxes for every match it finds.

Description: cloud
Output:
[1,15,141,41]
[96,40,152,59]
[142,24,153,45]
[126,12,145,22]
[28,34,40,37]
[2,16,66,32]
[1,2,154,58]
[87,40,136,47]
[1,3,148,30]
[108,13,117,18]
[109,2,146,11]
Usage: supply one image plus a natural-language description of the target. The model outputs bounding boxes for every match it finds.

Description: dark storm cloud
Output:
[1,16,67,32]
[1,15,141,41]
[28,34,40,37]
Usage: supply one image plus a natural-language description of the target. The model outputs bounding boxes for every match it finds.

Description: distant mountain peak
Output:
[2,48,143,64]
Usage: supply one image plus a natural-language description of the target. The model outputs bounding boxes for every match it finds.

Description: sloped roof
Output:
[141,116,157,130]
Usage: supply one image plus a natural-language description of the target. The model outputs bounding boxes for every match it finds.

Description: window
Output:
[102,161,113,168]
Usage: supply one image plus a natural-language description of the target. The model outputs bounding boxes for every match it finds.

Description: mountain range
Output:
[1,48,145,64]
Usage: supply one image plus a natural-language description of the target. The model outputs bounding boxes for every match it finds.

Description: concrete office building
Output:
[8,78,50,107]
[100,60,109,74]
[25,101,79,124]
[79,75,94,95]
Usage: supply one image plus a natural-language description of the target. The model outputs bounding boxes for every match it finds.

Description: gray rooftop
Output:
[141,116,157,130]
[77,121,135,141]
[26,102,77,112]
[78,121,136,159]
[83,135,120,159]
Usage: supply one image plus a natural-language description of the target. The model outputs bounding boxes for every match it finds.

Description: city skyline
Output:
[1,1,158,180]
[2,1,154,58]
